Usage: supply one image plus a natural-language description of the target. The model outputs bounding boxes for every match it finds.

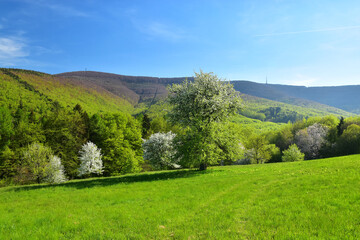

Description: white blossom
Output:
[78,141,103,176]
[44,155,67,184]
[143,131,179,170]
[295,123,328,159]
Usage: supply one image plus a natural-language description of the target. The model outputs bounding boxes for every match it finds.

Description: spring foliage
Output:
[168,71,242,169]
[245,135,279,164]
[21,143,53,183]
[295,123,328,159]
[282,144,305,162]
[143,132,179,170]
[89,113,143,176]
[78,141,103,177]
[44,155,67,184]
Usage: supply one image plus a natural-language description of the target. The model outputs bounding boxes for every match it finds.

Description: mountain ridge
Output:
[0,68,355,123]
[56,71,360,114]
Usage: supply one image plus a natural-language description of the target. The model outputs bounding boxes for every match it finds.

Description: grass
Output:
[1,155,360,239]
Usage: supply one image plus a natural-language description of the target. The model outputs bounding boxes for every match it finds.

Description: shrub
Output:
[282,144,304,162]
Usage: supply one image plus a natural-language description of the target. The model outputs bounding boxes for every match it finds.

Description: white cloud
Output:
[0,37,28,63]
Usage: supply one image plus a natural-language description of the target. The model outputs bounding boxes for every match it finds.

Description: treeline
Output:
[141,114,360,169]
[2,100,359,187]
[239,115,360,164]
[240,106,305,123]
[235,116,360,164]
[0,103,142,185]
[268,116,360,159]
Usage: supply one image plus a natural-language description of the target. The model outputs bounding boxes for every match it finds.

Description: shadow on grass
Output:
[8,169,220,192]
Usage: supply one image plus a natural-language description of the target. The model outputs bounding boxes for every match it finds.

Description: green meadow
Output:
[1,155,360,239]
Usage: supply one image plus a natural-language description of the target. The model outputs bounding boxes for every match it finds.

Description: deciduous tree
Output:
[282,144,304,162]
[21,143,53,183]
[168,71,242,170]
[44,155,67,184]
[143,131,179,170]
[295,123,328,159]
[78,141,103,177]
[245,135,277,164]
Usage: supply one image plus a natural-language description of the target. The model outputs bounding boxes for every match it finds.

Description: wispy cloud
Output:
[255,25,360,37]
[0,34,60,67]
[123,8,189,42]
[0,37,29,65]
[20,0,89,17]
[144,22,187,41]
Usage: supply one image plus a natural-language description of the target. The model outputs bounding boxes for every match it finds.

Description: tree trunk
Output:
[199,163,207,171]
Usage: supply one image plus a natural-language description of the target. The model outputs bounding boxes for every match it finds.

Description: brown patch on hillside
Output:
[56,71,193,104]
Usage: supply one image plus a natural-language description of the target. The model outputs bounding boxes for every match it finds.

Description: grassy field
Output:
[1,155,360,239]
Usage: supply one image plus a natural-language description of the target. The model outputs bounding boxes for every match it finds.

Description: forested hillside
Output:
[1,68,359,187]
[56,70,353,122]
[56,71,193,104]
[231,80,360,113]
[1,69,134,114]
[241,94,352,122]
[0,69,143,185]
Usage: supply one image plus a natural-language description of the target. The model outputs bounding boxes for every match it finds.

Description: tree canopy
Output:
[168,71,242,170]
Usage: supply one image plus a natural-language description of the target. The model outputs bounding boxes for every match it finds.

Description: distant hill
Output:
[231,80,360,114]
[57,71,360,114]
[56,71,193,104]
[0,68,355,123]
[56,71,354,118]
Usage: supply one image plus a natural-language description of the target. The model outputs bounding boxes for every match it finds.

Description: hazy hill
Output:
[231,80,360,114]
[270,84,360,113]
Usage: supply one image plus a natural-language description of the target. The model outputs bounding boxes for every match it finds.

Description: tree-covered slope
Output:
[56,71,193,104]
[57,71,355,119]
[270,84,360,113]
[0,69,54,113]
[0,68,354,123]
[241,94,353,122]
[231,80,360,114]
[0,69,133,114]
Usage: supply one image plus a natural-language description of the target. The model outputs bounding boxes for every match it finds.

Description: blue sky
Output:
[1,0,360,86]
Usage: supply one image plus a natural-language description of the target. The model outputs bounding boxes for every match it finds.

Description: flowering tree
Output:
[282,144,304,162]
[78,141,103,177]
[168,71,242,170]
[295,123,328,159]
[44,155,67,184]
[143,131,179,170]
